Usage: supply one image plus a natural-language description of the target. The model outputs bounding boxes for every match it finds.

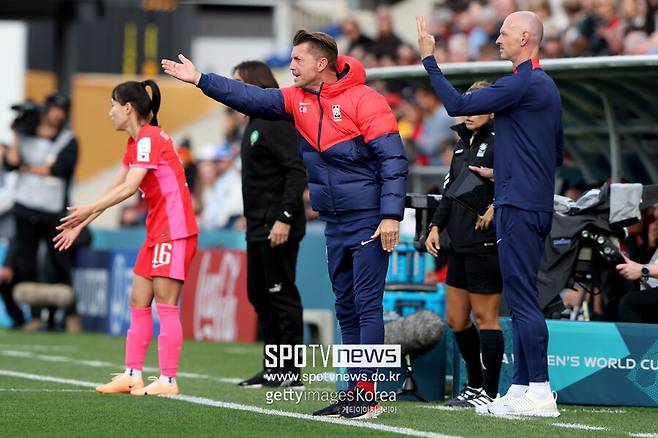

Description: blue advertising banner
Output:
[454,318,658,407]
[73,249,111,333]
[73,248,159,336]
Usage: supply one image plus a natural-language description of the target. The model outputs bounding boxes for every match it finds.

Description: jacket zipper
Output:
[313,83,336,214]
[316,83,324,151]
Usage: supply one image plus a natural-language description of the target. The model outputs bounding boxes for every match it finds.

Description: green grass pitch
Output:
[0,330,656,437]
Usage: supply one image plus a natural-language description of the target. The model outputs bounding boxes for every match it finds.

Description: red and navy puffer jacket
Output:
[197,56,408,222]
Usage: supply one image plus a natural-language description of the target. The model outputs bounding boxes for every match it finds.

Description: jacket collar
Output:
[303,56,366,98]
[513,56,541,74]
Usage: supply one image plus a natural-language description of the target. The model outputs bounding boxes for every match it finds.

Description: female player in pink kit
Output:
[54,80,198,396]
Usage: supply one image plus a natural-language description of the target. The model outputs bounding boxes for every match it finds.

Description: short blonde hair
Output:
[467,80,491,93]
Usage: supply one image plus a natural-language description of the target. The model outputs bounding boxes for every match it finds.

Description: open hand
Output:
[53,226,82,252]
[469,165,494,181]
[59,204,95,230]
[416,16,436,59]
[161,54,202,85]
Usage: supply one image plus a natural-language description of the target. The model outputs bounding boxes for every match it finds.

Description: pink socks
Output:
[155,303,183,378]
[125,306,153,371]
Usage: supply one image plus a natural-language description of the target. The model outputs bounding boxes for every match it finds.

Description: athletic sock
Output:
[507,384,529,398]
[124,368,142,378]
[156,303,183,378]
[159,375,177,384]
[454,324,483,389]
[125,306,153,371]
[356,380,375,395]
[480,329,504,398]
[529,381,552,400]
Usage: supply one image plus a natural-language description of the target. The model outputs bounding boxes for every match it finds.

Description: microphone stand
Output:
[396,353,428,402]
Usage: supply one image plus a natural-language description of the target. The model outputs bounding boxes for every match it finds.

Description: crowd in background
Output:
[123,0,658,230]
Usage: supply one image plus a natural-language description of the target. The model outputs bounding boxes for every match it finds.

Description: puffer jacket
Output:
[197,56,408,222]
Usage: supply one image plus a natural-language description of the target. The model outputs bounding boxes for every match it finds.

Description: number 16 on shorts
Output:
[152,243,172,268]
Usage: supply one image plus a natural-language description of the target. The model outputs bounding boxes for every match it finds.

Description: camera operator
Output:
[616,252,658,324]
[1,93,79,331]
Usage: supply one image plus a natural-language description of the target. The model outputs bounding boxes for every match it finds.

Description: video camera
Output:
[10,101,42,136]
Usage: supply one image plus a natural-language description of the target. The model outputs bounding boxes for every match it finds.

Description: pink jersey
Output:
[122,125,198,246]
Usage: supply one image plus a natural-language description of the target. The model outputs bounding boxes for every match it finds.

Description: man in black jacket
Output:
[231,61,307,389]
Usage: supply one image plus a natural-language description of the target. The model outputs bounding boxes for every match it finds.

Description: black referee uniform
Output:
[240,116,306,377]
[430,121,504,400]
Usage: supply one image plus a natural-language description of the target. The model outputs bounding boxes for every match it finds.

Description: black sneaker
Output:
[237,369,271,388]
[445,385,484,407]
[262,369,305,390]
[312,390,350,417]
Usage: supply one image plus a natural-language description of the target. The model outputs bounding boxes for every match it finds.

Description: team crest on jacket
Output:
[332,104,342,121]
[477,143,488,157]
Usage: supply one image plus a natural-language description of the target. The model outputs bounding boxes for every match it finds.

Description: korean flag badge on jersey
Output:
[137,137,151,162]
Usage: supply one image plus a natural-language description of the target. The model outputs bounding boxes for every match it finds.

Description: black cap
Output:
[44,93,71,112]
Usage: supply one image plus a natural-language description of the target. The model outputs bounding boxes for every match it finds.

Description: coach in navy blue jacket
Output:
[417,12,563,417]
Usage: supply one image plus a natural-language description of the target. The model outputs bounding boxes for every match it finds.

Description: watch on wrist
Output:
[641,265,650,281]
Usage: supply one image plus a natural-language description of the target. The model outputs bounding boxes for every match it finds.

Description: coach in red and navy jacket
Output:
[163,30,408,418]
[417,13,563,416]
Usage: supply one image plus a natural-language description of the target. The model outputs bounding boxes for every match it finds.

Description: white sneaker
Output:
[476,393,508,415]
[487,391,560,417]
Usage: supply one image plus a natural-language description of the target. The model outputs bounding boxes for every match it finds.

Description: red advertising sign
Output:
[180,248,257,343]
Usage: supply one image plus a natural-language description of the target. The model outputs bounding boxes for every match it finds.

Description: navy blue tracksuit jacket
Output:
[422,55,563,384]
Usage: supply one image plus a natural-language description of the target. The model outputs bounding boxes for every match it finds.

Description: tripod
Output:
[396,353,428,402]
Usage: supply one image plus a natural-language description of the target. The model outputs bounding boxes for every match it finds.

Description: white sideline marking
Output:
[629,434,658,438]
[0,369,460,438]
[0,343,78,352]
[0,388,88,393]
[0,370,97,388]
[419,405,530,421]
[562,407,627,414]
[552,423,608,431]
[0,350,240,384]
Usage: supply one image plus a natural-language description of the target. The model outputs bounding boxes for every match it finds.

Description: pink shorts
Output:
[133,236,198,281]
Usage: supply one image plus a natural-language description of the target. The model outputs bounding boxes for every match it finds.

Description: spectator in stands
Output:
[396,99,423,163]
[542,35,567,58]
[414,86,455,165]
[562,0,589,55]
[198,143,244,230]
[447,34,470,62]
[453,2,490,60]
[623,30,658,53]
[341,18,372,54]
[577,0,625,55]
[371,5,403,61]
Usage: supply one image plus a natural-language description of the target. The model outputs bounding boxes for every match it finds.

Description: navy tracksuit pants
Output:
[495,205,552,384]
[325,216,389,389]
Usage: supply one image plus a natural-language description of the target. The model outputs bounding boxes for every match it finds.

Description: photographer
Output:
[1,93,79,331]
